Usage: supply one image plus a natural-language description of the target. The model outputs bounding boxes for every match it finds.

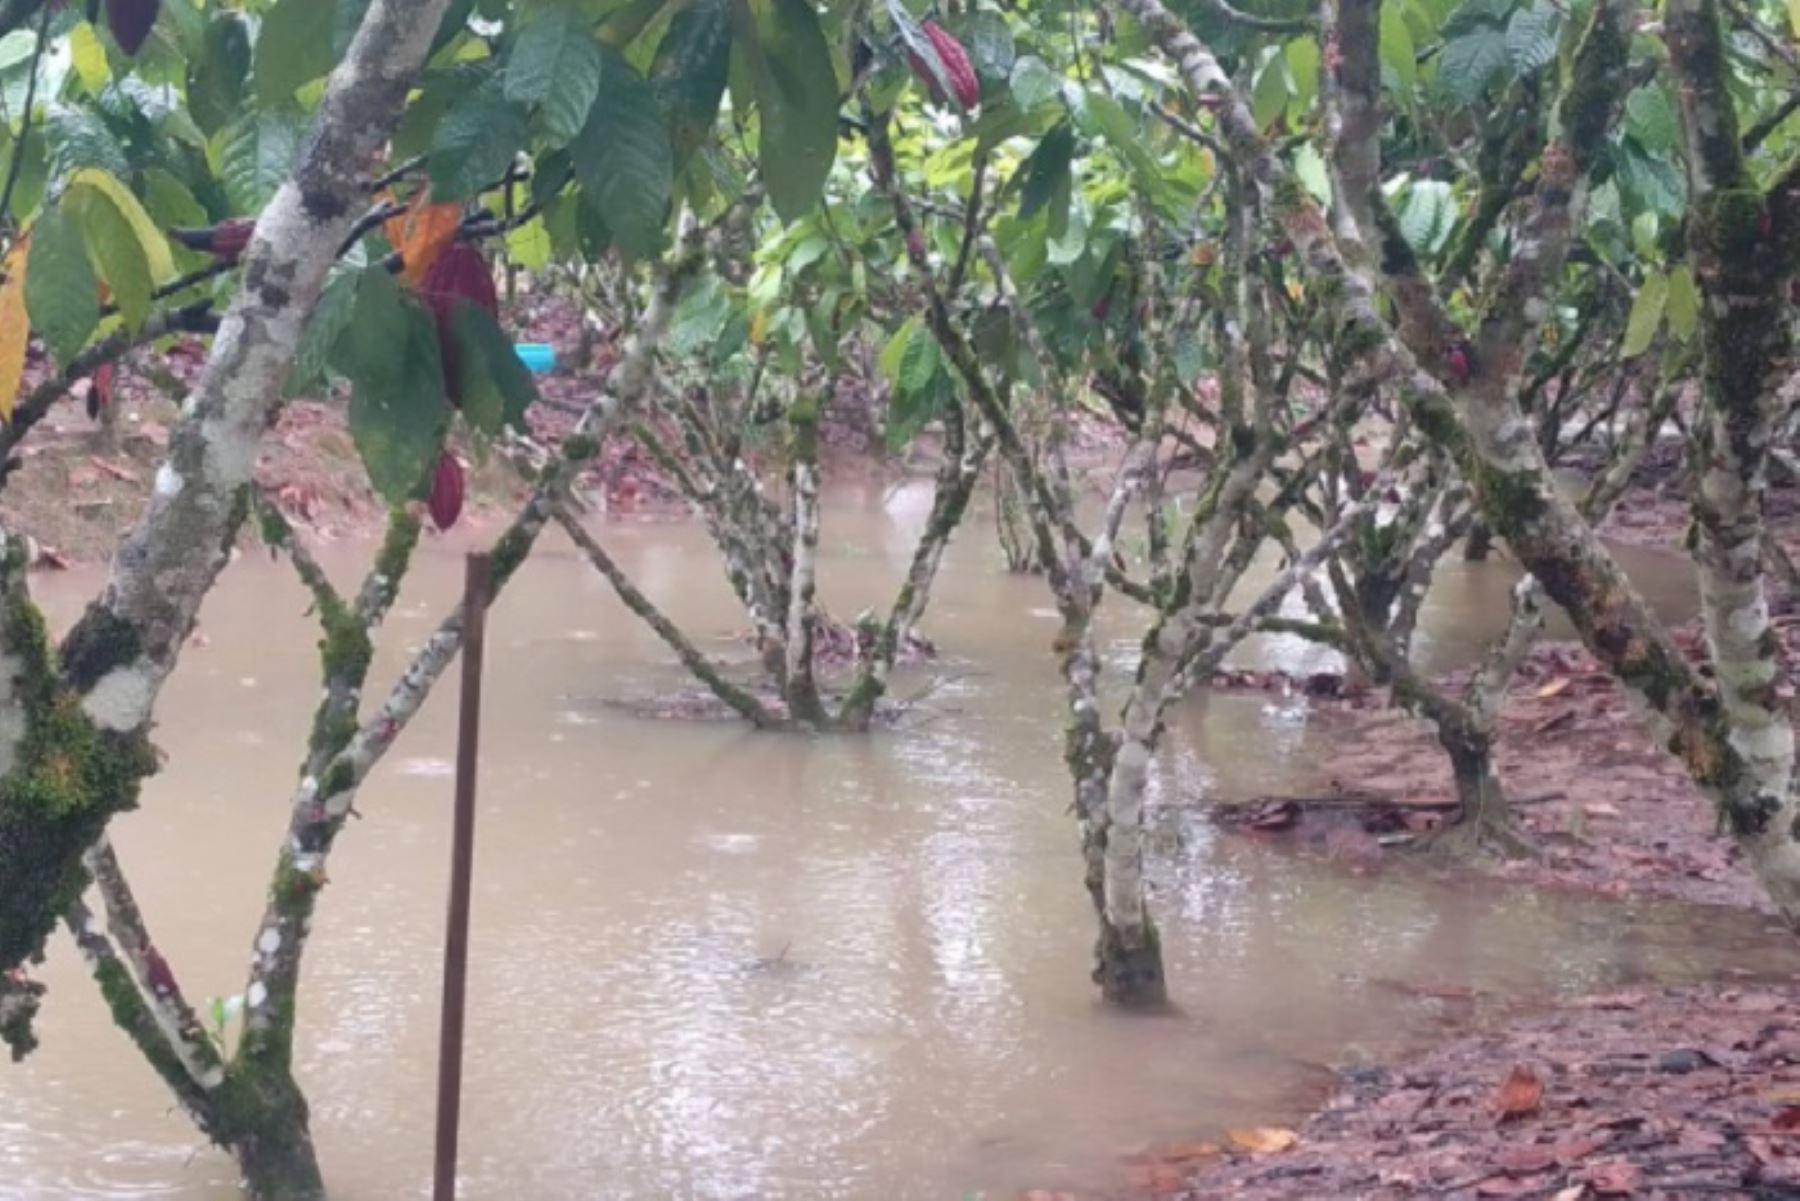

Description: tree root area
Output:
[1159,984,1800,1200]
[1208,620,1800,913]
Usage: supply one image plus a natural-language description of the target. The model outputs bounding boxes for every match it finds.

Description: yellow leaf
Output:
[65,169,176,282]
[1789,0,1800,40]
[0,238,32,424]
[749,308,768,346]
[1227,1126,1298,1154]
[70,21,109,92]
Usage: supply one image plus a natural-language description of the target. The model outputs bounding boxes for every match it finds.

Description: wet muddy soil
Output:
[1168,983,1800,1200]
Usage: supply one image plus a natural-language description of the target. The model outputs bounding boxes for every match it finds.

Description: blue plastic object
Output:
[514,343,557,374]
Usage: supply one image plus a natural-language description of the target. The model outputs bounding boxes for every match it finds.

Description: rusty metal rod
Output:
[432,552,492,1201]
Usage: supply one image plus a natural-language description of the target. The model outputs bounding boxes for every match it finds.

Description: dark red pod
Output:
[905,49,947,104]
[106,0,160,56]
[428,452,465,531]
[419,243,497,406]
[170,217,256,262]
[87,363,114,421]
[921,21,980,110]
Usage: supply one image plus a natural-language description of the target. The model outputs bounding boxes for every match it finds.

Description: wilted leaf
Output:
[0,238,29,423]
[1227,1127,1298,1154]
[1495,1065,1544,1121]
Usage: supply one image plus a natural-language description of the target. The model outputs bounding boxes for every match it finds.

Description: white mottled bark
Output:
[63,0,454,729]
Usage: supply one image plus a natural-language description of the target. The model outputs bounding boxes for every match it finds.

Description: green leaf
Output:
[652,0,733,168]
[1380,4,1416,90]
[70,21,108,92]
[1294,142,1331,205]
[879,317,922,384]
[287,268,359,396]
[504,7,604,147]
[448,300,536,434]
[505,216,551,270]
[428,74,529,202]
[1504,2,1558,73]
[25,204,99,366]
[188,13,252,138]
[667,276,733,356]
[571,46,673,258]
[1086,92,1170,206]
[1018,122,1074,220]
[333,0,372,59]
[1664,265,1699,342]
[1620,269,1667,358]
[1437,29,1507,103]
[731,0,840,222]
[256,0,339,105]
[1284,37,1320,119]
[66,168,175,281]
[1251,51,1291,131]
[218,110,305,214]
[334,270,447,504]
[1010,54,1061,110]
[1624,84,1676,153]
[66,184,152,330]
[954,12,1015,91]
[1396,179,1453,254]
[45,108,130,180]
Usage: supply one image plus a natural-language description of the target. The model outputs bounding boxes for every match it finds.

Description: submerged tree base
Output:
[1093,921,1168,1009]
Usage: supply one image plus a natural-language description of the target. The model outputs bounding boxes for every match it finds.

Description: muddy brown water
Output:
[3,483,1795,1201]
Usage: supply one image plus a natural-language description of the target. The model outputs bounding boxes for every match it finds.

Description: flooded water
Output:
[3,483,1792,1201]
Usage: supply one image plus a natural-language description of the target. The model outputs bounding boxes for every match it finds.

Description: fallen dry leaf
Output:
[1586,1158,1641,1195]
[1553,1187,1587,1201]
[1151,1140,1221,1163]
[1227,1126,1298,1154]
[1495,1065,1545,1121]
[1537,677,1573,698]
[1583,802,1621,818]
[1774,1106,1800,1132]
[1496,1144,1557,1173]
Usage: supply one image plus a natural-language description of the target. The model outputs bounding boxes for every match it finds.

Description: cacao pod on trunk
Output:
[106,0,160,57]
[428,452,465,530]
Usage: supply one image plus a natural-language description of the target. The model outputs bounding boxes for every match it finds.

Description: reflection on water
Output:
[0,484,1783,1201]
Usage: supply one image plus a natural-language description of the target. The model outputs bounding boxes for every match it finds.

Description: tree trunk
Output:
[1432,728,1533,859]
[225,1072,325,1201]
[1463,520,1494,561]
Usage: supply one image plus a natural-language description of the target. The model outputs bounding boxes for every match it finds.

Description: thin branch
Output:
[0,0,50,226]
[554,506,781,727]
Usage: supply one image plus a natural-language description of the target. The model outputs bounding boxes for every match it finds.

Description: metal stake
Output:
[433,552,491,1201]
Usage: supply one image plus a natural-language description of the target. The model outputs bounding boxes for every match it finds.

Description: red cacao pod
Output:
[428,452,465,530]
[922,21,980,110]
[170,217,255,262]
[1445,343,1473,386]
[88,363,114,421]
[106,0,159,56]
[419,243,497,406]
[904,227,926,263]
[905,50,946,104]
